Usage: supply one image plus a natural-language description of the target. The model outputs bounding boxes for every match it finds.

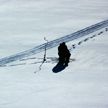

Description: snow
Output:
[0,0,108,108]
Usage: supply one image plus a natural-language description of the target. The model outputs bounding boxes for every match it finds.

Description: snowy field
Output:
[0,0,108,108]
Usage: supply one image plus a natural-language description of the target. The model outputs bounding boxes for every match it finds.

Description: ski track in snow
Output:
[1,28,107,68]
[0,20,108,66]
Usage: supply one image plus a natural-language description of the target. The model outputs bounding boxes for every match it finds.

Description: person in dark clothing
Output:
[58,42,71,66]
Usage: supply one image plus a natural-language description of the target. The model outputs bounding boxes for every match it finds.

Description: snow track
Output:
[0,20,108,66]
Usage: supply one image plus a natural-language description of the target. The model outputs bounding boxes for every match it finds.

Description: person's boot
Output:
[65,63,68,67]
[65,59,69,67]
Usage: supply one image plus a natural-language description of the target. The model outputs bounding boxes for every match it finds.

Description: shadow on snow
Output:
[52,63,67,73]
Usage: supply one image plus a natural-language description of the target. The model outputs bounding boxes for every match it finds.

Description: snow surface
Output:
[0,0,108,108]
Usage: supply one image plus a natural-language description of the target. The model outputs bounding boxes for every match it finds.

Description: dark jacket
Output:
[58,42,71,58]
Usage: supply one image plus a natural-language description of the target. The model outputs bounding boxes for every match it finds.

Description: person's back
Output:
[58,42,71,66]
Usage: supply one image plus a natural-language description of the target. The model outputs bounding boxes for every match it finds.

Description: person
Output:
[58,42,71,66]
